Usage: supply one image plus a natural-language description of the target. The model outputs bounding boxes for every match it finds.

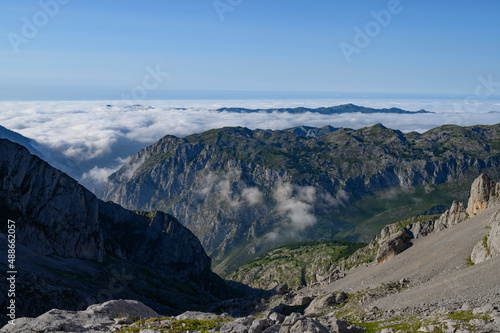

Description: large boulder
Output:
[305,292,345,315]
[279,313,329,333]
[375,230,410,264]
[175,311,221,320]
[319,316,366,333]
[220,321,249,333]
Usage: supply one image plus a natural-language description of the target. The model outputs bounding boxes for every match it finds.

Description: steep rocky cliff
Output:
[0,138,230,323]
[101,124,500,274]
[466,173,500,215]
[0,138,103,261]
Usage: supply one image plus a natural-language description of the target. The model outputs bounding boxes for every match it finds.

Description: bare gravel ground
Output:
[310,206,500,311]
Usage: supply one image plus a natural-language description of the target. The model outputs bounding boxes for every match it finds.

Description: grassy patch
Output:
[483,235,492,257]
[466,256,475,266]
[166,318,231,332]
[447,310,489,323]
[116,318,231,333]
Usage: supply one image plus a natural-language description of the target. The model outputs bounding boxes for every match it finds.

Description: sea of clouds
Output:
[0,98,499,191]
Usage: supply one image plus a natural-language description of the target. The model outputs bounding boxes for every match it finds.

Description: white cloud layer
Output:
[0,98,499,191]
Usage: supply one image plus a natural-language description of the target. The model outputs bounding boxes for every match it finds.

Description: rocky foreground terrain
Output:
[4,174,500,332]
[101,123,500,275]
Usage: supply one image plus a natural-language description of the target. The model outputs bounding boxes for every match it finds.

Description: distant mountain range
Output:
[216,103,432,114]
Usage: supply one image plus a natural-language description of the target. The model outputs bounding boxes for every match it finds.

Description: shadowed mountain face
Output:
[101,123,500,275]
[0,138,231,324]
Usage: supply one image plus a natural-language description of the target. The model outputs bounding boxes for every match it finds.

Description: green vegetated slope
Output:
[227,240,365,289]
[227,214,443,289]
[323,180,468,241]
[102,123,500,276]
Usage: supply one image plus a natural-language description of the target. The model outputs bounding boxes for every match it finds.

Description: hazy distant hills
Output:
[102,123,500,275]
[216,103,432,114]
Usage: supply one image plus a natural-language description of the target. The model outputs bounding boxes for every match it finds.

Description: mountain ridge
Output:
[102,123,500,275]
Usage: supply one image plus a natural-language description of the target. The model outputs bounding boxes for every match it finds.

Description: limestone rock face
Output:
[466,174,500,264]
[487,211,500,256]
[467,173,500,216]
[434,201,468,231]
[375,230,410,264]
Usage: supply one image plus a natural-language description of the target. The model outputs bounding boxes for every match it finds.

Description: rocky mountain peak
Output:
[466,173,500,216]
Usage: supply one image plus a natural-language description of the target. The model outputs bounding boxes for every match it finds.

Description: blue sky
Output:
[1,0,500,100]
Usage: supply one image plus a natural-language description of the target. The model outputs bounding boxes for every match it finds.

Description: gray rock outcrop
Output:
[305,293,344,315]
[434,201,468,231]
[1,300,157,333]
[279,313,329,333]
[487,211,500,256]
[220,321,250,333]
[471,210,500,264]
